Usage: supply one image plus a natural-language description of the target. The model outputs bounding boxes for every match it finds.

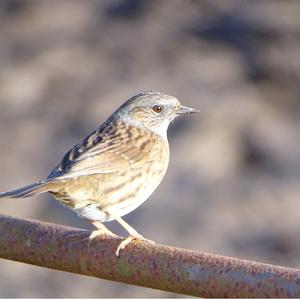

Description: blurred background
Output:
[0,0,300,297]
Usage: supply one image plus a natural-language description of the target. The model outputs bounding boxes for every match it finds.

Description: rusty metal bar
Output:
[0,214,299,297]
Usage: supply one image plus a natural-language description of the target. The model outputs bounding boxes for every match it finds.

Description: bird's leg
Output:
[113,215,142,237]
[77,205,117,239]
[109,213,154,256]
[89,221,117,239]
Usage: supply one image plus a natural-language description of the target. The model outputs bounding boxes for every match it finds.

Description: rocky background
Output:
[0,0,300,297]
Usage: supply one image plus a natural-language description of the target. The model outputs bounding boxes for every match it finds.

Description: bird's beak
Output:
[177,105,200,115]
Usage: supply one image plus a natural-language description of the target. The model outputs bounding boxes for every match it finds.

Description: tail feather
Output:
[0,180,51,199]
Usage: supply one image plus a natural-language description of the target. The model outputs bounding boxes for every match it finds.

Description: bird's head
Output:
[115,91,199,138]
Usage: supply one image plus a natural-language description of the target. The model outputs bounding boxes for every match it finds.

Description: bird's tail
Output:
[0,180,52,199]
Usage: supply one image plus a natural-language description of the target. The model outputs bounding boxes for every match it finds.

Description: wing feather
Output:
[48,121,156,179]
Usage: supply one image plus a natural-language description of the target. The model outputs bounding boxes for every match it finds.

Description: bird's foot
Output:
[89,221,117,240]
[115,233,154,257]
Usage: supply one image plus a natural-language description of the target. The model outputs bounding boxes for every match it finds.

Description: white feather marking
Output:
[149,119,170,139]
[75,205,108,222]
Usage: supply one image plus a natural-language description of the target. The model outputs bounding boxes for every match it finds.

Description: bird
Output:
[0,91,199,255]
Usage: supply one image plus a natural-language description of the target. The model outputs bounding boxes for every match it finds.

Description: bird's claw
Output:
[115,234,154,257]
[89,228,116,240]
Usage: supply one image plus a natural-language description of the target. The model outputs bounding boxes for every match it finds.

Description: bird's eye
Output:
[152,105,163,113]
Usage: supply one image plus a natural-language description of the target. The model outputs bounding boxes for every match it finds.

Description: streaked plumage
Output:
[0,91,198,254]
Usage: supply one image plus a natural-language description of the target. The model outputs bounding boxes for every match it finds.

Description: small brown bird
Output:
[0,91,198,255]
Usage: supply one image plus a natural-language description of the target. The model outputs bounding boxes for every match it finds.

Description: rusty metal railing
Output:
[0,214,299,297]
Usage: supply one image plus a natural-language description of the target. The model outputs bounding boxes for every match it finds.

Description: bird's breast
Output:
[100,138,170,218]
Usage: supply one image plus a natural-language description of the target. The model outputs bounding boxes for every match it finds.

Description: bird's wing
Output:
[48,122,157,180]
